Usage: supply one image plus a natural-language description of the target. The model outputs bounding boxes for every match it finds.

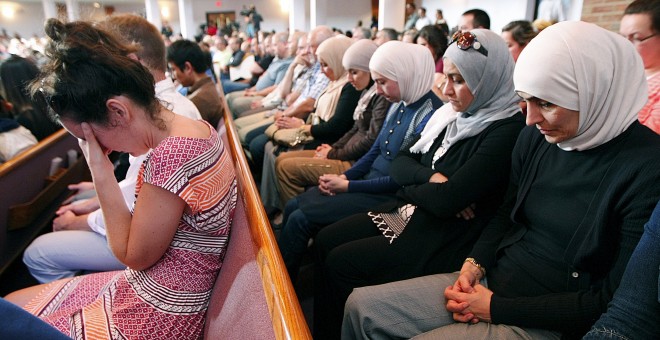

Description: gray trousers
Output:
[342,272,562,340]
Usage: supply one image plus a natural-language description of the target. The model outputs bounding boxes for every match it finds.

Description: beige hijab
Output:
[314,35,354,122]
[514,21,647,151]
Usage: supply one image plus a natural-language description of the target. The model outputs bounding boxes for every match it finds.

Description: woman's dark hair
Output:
[31,19,159,127]
[416,25,448,62]
[1,55,43,112]
[625,0,660,33]
[502,20,537,47]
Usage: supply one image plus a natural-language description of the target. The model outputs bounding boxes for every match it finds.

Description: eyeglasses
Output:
[450,31,488,57]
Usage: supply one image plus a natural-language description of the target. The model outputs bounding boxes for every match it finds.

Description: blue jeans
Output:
[248,133,269,176]
[23,230,125,283]
[583,200,660,339]
[221,79,251,94]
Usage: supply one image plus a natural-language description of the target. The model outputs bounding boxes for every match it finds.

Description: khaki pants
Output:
[234,111,273,145]
[275,150,353,204]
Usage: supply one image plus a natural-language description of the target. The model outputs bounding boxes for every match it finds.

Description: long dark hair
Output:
[1,55,43,112]
[417,25,448,62]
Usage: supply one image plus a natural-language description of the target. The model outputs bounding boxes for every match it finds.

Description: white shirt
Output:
[415,16,434,30]
[87,78,202,235]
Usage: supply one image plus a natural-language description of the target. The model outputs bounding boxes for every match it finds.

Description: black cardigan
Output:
[307,82,362,147]
[469,122,660,338]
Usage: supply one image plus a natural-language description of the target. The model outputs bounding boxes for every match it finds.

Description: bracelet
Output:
[464,257,486,278]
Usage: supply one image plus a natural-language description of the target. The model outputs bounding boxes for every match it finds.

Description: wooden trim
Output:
[221,103,312,340]
[0,128,66,178]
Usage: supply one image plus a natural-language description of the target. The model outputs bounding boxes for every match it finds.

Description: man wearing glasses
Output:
[620,0,660,134]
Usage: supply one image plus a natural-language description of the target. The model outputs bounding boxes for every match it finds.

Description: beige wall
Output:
[581,0,633,32]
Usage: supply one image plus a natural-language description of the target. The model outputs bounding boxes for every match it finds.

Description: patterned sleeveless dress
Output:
[24,123,237,339]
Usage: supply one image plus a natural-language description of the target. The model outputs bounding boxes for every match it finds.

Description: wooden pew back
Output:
[203,96,311,340]
[0,129,88,276]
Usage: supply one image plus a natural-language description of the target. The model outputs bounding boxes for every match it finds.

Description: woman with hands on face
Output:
[5,19,237,339]
[342,21,660,340]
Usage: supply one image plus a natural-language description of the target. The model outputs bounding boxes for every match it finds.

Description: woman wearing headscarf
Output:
[260,35,360,211]
[277,41,442,283]
[313,29,525,339]
[341,21,660,340]
[274,39,389,206]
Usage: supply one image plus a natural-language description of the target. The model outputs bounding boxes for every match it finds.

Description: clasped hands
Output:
[53,182,98,231]
[318,174,348,196]
[314,144,332,159]
[274,114,305,130]
[444,264,493,324]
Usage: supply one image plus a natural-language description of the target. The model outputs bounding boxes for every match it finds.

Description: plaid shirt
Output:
[293,62,329,106]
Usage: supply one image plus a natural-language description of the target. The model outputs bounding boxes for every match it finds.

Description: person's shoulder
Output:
[485,113,526,133]
[621,122,660,157]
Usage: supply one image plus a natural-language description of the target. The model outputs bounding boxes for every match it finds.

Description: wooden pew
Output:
[0,129,89,277]
[204,97,311,339]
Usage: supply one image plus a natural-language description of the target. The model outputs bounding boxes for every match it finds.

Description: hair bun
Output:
[45,18,66,42]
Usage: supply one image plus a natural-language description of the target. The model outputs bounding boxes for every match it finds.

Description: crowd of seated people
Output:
[1,0,660,339]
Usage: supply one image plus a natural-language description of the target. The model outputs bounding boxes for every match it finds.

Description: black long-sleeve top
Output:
[389,114,525,219]
[469,123,660,338]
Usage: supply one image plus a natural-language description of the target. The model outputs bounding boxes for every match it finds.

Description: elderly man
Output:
[226,32,301,117]
[247,26,333,175]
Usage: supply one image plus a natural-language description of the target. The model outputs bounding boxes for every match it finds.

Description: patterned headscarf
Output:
[410,29,520,156]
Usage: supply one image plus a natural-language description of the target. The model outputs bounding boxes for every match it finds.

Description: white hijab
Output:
[410,29,520,155]
[368,41,434,105]
[514,21,647,151]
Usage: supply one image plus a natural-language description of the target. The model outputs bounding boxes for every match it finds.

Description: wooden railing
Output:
[203,94,311,340]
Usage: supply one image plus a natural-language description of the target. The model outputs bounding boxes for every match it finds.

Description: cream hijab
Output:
[369,40,434,105]
[410,29,520,156]
[342,39,379,121]
[342,39,378,72]
[514,21,647,151]
[314,35,354,122]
